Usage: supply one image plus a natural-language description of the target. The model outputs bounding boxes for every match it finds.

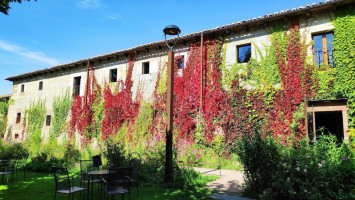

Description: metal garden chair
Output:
[80,160,102,197]
[0,155,18,184]
[51,166,88,200]
[16,154,29,180]
[102,167,133,200]
[129,159,141,197]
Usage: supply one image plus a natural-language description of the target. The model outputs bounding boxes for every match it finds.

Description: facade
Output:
[4,0,354,141]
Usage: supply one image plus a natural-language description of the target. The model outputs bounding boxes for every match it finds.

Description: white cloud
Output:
[0,40,59,66]
[77,0,103,9]
[106,13,122,20]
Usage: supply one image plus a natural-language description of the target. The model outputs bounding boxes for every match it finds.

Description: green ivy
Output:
[90,85,104,139]
[248,22,286,87]
[50,92,72,138]
[131,102,153,158]
[0,98,8,136]
[316,66,336,99]
[25,100,46,157]
[157,61,167,95]
[332,6,355,128]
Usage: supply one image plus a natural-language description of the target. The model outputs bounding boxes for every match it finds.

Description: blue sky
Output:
[0,0,319,94]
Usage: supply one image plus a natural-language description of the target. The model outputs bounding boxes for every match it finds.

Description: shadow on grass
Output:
[0,171,214,200]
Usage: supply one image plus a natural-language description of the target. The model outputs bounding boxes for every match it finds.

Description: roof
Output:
[0,94,11,100]
[6,0,353,81]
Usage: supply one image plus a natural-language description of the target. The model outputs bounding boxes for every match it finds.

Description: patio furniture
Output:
[92,155,102,168]
[129,159,141,197]
[16,154,29,180]
[0,160,12,184]
[87,169,109,200]
[80,160,103,200]
[0,156,18,184]
[51,166,88,200]
[102,167,132,200]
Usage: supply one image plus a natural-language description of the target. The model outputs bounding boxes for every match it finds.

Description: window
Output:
[20,84,25,93]
[109,69,117,82]
[177,56,185,69]
[46,115,51,126]
[73,76,81,97]
[39,81,43,90]
[237,44,251,63]
[313,32,333,67]
[142,62,150,74]
[16,113,21,124]
[15,134,19,139]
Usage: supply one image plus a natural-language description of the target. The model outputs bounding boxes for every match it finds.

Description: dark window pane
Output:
[46,115,51,126]
[39,81,43,90]
[177,56,184,69]
[313,35,323,65]
[73,76,81,96]
[16,113,21,124]
[110,69,117,82]
[237,44,251,63]
[21,84,24,93]
[143,62,149,74]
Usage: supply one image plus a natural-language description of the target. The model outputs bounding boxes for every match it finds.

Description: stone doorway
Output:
[306,99,348,143]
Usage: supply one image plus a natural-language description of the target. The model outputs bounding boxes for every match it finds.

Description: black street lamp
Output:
[163,25,180,182]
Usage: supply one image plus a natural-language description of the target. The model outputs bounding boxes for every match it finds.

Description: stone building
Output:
[4,0,354,141]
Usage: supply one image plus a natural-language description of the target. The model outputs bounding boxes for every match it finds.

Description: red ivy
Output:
[101,54,141,140]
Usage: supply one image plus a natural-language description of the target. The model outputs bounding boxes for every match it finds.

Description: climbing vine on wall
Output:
[70,65,102,145]
[102,54,141,140]
[50,92,72,138]
[25,100,46,156]
[0,98,8,137]
[332,6,355,130]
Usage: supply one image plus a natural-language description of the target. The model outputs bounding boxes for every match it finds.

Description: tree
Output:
[0,0,36,15]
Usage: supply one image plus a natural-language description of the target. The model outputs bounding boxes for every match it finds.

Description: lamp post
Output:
[163,25,181,182]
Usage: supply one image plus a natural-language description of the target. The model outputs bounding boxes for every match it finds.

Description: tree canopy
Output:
[0,0,36,15]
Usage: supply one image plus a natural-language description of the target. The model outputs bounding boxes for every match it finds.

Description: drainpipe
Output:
[312,104,316,142]
[304,97,309,142]
[200,33,204,111]
[85,60,90,105]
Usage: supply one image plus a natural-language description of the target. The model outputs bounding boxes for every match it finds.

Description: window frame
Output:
[73,76,81,97]
[177,56,185,69]
[39,81,43,91]
[46,115,51,126]
[236,43,252,63]
[20,84,25,93]
[109,68,118,83]
[16,113,21,124]
[142,62,150,75]
[312,31,334,67]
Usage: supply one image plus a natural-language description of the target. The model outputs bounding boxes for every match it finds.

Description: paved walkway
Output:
[194,167,244,193]
[193,167,254,200]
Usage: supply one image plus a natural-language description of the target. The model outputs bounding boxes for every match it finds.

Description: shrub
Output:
[103,137,127,167]
[237,130,355,199]
[0,139,27,158]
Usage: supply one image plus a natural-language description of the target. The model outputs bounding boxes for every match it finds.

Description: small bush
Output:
[0,139,27,158]
[237,130,355,200]
[103,138,127,167]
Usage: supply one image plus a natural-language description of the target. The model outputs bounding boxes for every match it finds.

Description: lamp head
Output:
[163,25,181,36]
[163,25,181,50]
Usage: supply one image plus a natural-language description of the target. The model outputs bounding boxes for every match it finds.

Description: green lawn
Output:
[0,171,214,200]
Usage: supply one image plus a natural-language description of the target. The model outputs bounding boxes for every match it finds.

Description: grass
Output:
[0,171,216,200]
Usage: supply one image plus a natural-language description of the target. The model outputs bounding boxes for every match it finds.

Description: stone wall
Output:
[5,11,335,141]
